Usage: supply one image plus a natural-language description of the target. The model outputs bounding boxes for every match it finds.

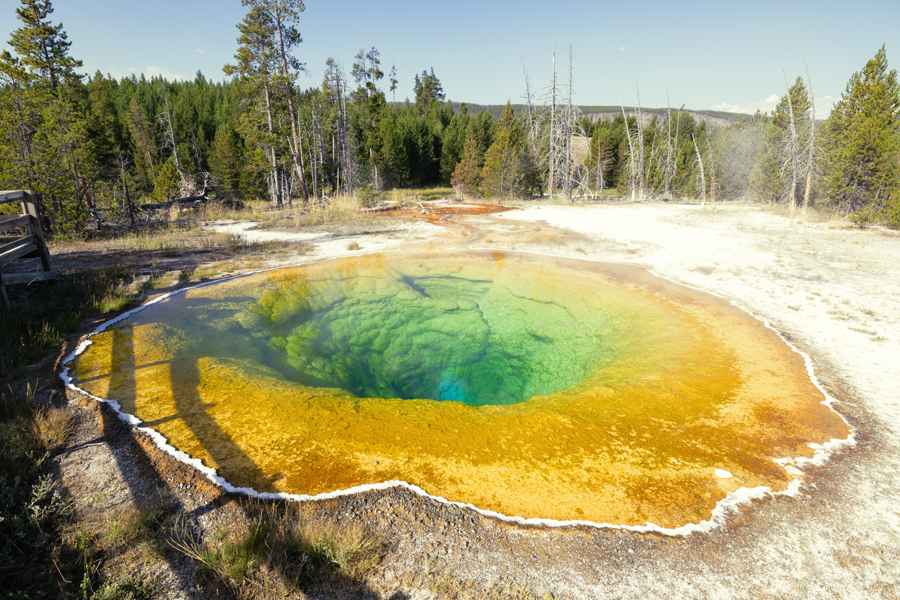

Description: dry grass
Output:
[293,520,382,581]
[168,505,383,595]
[293,195,363,227]
[32,406,74,453]
[200,199,272,222]
[384,186,454,204]
[167,513,254,588]
[102,507,166,550]
[753,201,846,224]
[175,518,267,586]
[251,195,369,231]
[51,227,251,256]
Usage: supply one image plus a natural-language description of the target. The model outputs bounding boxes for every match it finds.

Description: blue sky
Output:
[1,0,897,116]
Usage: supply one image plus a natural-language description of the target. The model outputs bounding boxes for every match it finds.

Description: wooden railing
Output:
[0,190,53,307]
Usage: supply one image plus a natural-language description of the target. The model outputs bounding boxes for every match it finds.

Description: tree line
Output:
[1,0,897,238]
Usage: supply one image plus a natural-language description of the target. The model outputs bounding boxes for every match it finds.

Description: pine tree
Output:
[0,0,516,231]
[209,124,242,198]
[587,123,618,191]
[225,2,285,206]
[153,155,181,201]
[480,103,527,197]
[451,133,483,196]
[440,105,469,182]
[263,0,310,201]
[87,72,139,226]
[467,112,495,156]
[87,72,125,177]
[515,143,542,198]
[6,0,81,91]
[822,46,900,217]
[388,65,398,101]
[124,95,158,192]
[750,78,812,205]
[414,68,445,111]
[350,46,386,188]
[0,0,90,233]
[0,52,44,193]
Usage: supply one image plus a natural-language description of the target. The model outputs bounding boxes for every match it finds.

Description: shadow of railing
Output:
[104,326,198,595]
[103,307,385,598]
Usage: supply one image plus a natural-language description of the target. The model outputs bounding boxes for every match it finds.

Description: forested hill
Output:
[443,103,751,127]
[1,0,897,237]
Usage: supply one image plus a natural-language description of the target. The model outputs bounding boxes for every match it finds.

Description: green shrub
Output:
[849,206,878,228]
[355,185,382,208]
[883,190,900,229]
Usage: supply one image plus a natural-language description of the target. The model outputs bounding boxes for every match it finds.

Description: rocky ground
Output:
[53,202,900,599]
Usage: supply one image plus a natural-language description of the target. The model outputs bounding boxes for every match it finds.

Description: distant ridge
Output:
[443,102,753,127]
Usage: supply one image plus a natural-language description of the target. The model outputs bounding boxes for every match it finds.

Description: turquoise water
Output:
[235,267,617,406]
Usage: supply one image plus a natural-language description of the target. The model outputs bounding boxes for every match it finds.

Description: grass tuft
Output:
[94,286,132,315]
[88,578,154,600]
[103,507,166,550]
[32,405,75,452]
[293,521,382,581]
[168,506,383,592]
[168,513,268,588]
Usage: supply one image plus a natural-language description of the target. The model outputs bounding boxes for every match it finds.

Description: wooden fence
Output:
[0,190,53,307]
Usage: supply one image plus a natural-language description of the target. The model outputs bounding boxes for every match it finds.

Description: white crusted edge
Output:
[57,253,857,538]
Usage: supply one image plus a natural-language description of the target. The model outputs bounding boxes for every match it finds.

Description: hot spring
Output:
[72,253,848,528]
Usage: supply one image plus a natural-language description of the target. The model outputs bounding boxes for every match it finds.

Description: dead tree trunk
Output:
[621,106,638,202]
[664,95,674,198]
[161,96,190,193]
[636,87,646,200]
[672,106,684,195]
[273,13,309,203]
[316,109,327,197]
[594,146,605,192]
[785,87,799,213]
[565,46,575,204]
[118,155,136,229]
[548,52,558,198]
[803,76,816,215]
[307,115,319,200]
[523,66,535,146]
[692,133,707,206]
[263,81,282,207]
[338,80,353,195]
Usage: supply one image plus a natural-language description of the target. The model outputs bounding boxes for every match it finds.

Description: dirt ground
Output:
[54,202,900,599]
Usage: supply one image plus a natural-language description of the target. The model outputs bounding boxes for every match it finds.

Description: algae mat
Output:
[73,253,849,528]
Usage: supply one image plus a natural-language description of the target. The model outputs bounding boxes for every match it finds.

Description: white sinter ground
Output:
[499,203,900,597]
[206,220,445,261]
